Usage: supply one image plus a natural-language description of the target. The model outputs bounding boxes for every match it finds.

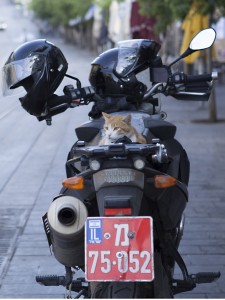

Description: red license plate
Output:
[85,217,154,282]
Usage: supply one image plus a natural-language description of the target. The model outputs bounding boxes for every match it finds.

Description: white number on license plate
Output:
[85,217,154,281]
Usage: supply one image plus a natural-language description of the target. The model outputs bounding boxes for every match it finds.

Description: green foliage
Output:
[29,0,127,26]
[167,1,192,20]
[136,0,174,33]
[29,0,52,19]
[137,0,225,33]
[94,0,112,10]
[94,0,124,9]
[30,0,92,26]
[29,0,225,31]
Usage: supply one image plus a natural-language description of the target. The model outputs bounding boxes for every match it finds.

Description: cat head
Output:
[102,112,132,143]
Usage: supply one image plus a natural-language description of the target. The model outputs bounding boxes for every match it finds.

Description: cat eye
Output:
[104,126,108,130]
[114,127,119,131]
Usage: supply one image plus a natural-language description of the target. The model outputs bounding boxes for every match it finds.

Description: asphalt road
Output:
[0,0,225,298]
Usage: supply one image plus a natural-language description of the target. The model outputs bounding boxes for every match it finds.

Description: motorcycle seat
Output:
[75,118,104,142]
[144,118,176,140]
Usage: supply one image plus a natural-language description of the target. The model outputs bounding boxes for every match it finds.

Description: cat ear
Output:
[102,112,111,120]
[123,114,131,125]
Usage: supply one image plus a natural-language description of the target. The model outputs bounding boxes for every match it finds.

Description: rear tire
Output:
[90,252,173,298]
[91,282,154,298]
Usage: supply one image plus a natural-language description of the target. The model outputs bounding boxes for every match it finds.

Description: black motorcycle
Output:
[2,28,220,298]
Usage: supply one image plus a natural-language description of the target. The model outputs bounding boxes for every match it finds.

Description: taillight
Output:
[104,207,132,216]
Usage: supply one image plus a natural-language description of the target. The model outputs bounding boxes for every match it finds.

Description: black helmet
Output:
[89,39,161,101]
[2,39,68,116]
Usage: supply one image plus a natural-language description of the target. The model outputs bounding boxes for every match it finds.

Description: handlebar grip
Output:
[173,71,218,84]
[63,85,95,103]
[49,85,95,109]
[48,94,71,108]
[37,85,95,123]
[186,72,218,83]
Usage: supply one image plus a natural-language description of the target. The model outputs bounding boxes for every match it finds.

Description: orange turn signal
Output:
[62,176,84,190]
[154,175,177,188]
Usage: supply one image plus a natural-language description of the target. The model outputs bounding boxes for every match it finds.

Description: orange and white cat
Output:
[100,112,146,145]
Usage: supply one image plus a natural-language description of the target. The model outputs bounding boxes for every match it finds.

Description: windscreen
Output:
[115,39,144,77]
[2,54,45,95]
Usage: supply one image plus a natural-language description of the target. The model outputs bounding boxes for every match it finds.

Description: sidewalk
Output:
[0,42,225,297]
[165,84,225,298]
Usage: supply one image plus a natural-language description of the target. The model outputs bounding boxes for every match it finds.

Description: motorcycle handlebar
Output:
[63,85,95,105]
[47,85,95,110]
[49,70,218,109]
[37,85,95,124]
[172,71,218,84]
[43,68,217,123]
[48,94,71,108]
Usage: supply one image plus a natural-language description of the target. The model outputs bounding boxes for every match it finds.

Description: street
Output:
[0,0,225,298]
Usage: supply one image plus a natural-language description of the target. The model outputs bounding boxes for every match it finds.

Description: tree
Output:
[137,0,225,34]
[29,0,123,26]
[30,0,92,26]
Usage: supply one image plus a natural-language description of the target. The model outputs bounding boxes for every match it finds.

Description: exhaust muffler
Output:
[47,195,88,267]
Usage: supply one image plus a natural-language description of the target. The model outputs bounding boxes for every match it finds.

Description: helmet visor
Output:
[115,40,141,77]
[2,54,45,95]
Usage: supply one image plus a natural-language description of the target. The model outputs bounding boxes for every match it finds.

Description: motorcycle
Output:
[2,28,220,298]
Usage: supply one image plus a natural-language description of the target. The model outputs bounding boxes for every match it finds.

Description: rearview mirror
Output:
[190,28,216,50]
[169,28,216,67]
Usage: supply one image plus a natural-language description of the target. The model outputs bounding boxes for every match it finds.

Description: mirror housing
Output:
[169,28,216,67]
